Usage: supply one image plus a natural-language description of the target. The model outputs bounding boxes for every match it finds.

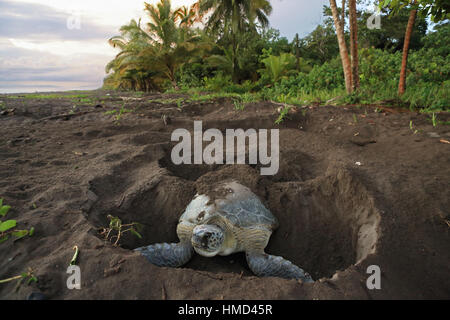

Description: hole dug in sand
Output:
[268,168,381,280]
[88,149,380,280]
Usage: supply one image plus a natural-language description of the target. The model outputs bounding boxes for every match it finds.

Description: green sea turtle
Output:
[135,181,313,282]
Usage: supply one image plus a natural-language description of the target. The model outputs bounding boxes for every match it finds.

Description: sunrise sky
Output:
[0,0,329,93]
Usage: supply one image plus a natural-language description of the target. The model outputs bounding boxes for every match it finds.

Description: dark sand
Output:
[0,91,449,299]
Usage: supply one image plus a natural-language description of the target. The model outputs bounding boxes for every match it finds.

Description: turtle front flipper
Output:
[246,252,314,282]
[135,242,193,268]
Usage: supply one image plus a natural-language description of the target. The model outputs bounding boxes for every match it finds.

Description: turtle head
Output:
[191,224,224,257]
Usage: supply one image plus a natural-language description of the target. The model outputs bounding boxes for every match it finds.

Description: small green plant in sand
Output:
[69,246,80,267]
[232,93,258,111]
[233,98,245,111]
[115,105,133,123]
[176,98,184,109]
[105,105,132,124]
[77,98,93,104]
[409,120,419,134]
[0,267,37,289]
[104,109,117,115]
[99,215,143,247]
[275,105,291,125]
[431,113,438,127]
[0,199,34,244]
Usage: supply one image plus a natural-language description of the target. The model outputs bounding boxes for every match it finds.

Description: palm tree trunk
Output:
[349,0,359,91]
[231,32,239,84]
[399,5,417,96]
[294,33,301,70]
[142,79,147,92]
[170,74,180,91]
[330,0,353,94]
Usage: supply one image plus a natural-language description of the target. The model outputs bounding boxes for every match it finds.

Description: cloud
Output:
[0,40,108,93]
[8,38,114,57]
[3,0,198,30]
[0,0,120,92]
[0,0,330,93]
[0,0,115,41]
[270,0,329,40]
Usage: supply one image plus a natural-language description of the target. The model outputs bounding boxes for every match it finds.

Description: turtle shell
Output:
[180,181,278,230]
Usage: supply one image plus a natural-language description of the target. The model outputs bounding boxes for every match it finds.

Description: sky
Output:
[0,0,329,93]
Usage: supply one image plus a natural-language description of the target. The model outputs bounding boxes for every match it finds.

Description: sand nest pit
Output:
[86,144,380,280]
[267,168,381,279]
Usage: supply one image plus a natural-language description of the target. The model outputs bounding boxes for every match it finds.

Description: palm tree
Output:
[106,19,159,91]
[399,2,418,95]
[144,0,178,48]
[143,0,210,89]
[348,0,359,91]
[292,33,301,71]
[174,3,204,27]
[199,0,272,82]
[105,0,210,91]
[382,0,449,96]
[329,0,353,93]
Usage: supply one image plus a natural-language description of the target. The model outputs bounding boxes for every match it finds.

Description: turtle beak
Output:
[191,225,223,257]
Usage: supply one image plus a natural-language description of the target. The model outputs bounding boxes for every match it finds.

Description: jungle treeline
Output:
[103,0,450,111]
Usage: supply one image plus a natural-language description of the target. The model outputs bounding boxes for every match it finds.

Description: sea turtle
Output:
[135,181,313,282]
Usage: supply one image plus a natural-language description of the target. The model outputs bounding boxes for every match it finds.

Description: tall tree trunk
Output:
[294,33,300,70]
[231,32,239,84]
[349,0,359,90]
[167,66,180,91]
[330,0,352,93]
[399,5,417,96]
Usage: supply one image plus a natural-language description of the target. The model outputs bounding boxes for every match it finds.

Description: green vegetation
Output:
[105,104,133,123]
[22,93,90,99]
[104,0,210,91]
[98,215,143,247]
[69,246,80,267]
[275,105,291,125]
[103,0,449,112]
[259,50,298,83]
[0,267,37,287]
[176,98,184,109]
[4,93,104,107]
[431,112,438,127]
[0,199,34,244]
[77,98,94,104]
